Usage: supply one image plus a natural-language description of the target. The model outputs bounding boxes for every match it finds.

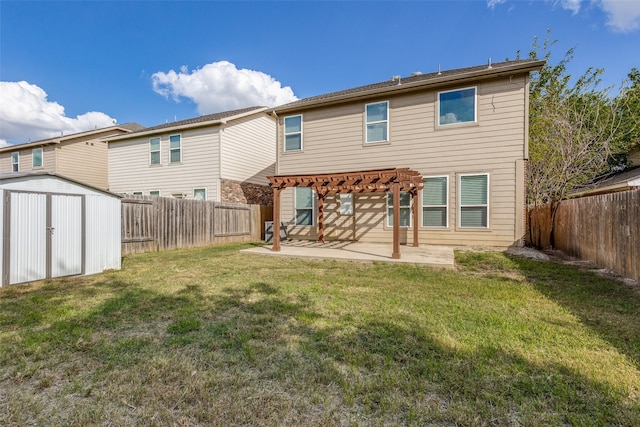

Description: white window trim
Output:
[149,190,161,197]
[32,147,43,168]
[284,114,303,152]
[458,173,490,229]
[169,134,182,163]
[294,187,315,226]
[365,100,389,143]
[386,191,412,228]
[193,188,207,201]
[11,152,19,172]
[422,175,449,228]
[149,137,161,165]
[132,191,143,196]
[437,86,477,127]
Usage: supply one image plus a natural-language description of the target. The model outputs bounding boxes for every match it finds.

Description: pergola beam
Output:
[268,167,424,259]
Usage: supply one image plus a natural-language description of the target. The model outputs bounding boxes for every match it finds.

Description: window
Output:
[149,190,160,197]
[438,87,476,125]
[284,115,302,151]
[32,147,43,168]
[11,152,19,172]
[169,135,181,163]
[459,174,489,228]
[132,191,143,196]
[366,101,388,143]
[150,137,161,164]
[295,187,314,226]
[387,191,411,227]
[339,194,353,215]
[194,188,206,201]
[422,176,448,227]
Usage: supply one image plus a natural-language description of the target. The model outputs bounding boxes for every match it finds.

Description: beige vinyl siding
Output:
[109,126,221,199]
[220,114,276,185]
[278,75,530,247]
[57,139,109,189]
[0,145,57,174]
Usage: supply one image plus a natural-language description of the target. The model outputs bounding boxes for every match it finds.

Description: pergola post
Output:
[317,193,325,243]
[392,182,401,259]
[272,187,282,252]
[412,189,419,247]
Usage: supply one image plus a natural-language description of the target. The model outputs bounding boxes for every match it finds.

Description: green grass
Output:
[1,243,639,426]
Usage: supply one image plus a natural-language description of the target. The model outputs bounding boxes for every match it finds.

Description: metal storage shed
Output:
[1,172,121,286]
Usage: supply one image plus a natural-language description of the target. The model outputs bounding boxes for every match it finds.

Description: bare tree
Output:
[527,33,631,247]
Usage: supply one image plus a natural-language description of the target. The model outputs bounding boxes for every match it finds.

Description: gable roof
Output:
[273,59,545,114]
[572,166,640,197]
[104,106,268,142]
[0,123,145,153]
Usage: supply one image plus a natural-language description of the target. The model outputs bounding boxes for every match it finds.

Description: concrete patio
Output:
[240,240,455,268]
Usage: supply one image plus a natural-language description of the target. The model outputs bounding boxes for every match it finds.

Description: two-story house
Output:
[106,106,275,204]
[0,123,144,190]
[269,59,545,252]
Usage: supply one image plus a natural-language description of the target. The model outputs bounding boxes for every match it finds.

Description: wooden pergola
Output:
[268,168,424,259]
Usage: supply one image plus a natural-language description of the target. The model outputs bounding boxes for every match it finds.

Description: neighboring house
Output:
[105,106,275,204]
[269,59,545,248]
[573,166,640,197]
[0,123,144,190]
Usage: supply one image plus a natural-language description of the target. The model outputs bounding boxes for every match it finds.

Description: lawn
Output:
[1,243,639,426]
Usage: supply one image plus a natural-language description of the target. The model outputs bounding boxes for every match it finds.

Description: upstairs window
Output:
[295,187,314,226]
[11,152,19,172]
[459,174,489,228]
[149,190,160,197]
[422,176,448,227]
[150,137,161,164]
[284,115,302,151]
[438,87,476,126]
[169,135,181,163]
[366,101,389,143]
[32,148,43,168]
[386,191,411,227]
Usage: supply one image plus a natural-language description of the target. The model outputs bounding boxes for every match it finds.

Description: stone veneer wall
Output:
[220,178,273,205]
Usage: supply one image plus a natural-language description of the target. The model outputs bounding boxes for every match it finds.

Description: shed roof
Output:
[0,171,122,198]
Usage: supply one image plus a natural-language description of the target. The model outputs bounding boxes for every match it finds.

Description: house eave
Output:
[104,107,268,142]
[272,60,545,114]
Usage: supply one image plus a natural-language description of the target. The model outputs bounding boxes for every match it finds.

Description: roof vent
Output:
[488,57,493,69]
[391,75,400,81]
[437,65,442,76]
[411,71,423,76]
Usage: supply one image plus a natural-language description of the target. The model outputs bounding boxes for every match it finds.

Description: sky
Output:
[1,0,639,146]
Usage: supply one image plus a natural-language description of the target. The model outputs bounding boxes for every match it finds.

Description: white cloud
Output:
[0,81,117,145]
[559,0,582,14]
[151,61,298,114]
[598,0,640,32]
[487,0,507,9]
[488,0,640,32]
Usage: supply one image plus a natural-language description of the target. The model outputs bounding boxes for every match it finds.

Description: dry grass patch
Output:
[1,243,639,426]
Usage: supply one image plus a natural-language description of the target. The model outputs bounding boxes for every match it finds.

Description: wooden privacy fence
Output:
[121,195,270,255]
[528,189,640,282]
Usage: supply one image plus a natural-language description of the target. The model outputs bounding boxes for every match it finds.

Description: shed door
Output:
[4,191,84,285]
[51,194,83,278]
[8,192,48,284]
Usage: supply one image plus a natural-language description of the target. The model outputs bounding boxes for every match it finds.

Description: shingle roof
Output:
[274,59,545,112]
[122,106,267,136]
[0,122,146,152]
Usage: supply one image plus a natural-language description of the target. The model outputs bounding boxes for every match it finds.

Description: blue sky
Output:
[1,0,639,145]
